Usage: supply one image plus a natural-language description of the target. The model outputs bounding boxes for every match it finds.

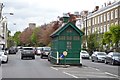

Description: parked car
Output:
[35,47,43,55]
[21,47,35,59]
[0,49,8,63]
[41,47,51,58]
[80,50,90,59]
[91,52,106,62]
[9,47,17,54]
[48,51,52,61]
[105,52,120,65]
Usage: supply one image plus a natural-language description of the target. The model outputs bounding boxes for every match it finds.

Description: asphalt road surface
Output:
[82,59,120,77]
[1,51,120,79]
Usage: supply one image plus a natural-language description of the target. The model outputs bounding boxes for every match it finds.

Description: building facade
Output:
[85,1,120,35]
[80,1,120,50]
[0,3,8,49]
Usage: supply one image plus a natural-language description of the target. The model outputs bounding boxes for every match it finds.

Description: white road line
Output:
[88,67,100,71]
[95,68,100,71]
[51,67,58,71]
[105,72,118,77]
[63,72,78,78]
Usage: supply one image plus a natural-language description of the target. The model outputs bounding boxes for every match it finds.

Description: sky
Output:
[1,0,116,35]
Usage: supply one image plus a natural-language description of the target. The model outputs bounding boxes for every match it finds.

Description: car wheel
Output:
[104,59,108,64]
[41,55,43,58]
[32,56,35,59]
[21,56,23,59]
[111,60,114,65]
[5,58,8,63]
[95,58,98,62]
[92,59,94,62]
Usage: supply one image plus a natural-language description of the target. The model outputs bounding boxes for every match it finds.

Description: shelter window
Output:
[73,36,80,40]
[59,36,65,40]
[67,29,72,33]
[66,36,72,40]
[67,41,72,49]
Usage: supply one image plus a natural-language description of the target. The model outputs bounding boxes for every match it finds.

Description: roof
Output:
[87,1,120,18]
[50,22,84,38]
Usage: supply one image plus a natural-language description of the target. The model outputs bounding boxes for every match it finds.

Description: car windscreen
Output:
[0,50,4,55]
[37,48,42,50]
[97,52,106,55]
[113,52,120,57]
[23,48,33,50]
[43,48,51,51]
[81,52,88,54]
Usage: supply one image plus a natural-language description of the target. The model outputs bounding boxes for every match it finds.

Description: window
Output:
[87,20,89,26]
[104,25,106,32]
[101,15,103,23]
[107,24,109,31]
[99,16,101,23]
[98,16,99,24]
[97,26,99,34]
[67,41,72,49]
[59,36,65,40]
[104,13,106,22]
[66,36,72,40]
[73,36,80,40]
[115,21,118,25]
[95,17,96,24]
[92,27,93,33]
[92,18,94,25]
[115,9,118,18]
[89,19,91,26]
[107,12,110,21]
[111,11,113,20]
[98,26,101,33]
[67,29,72,33]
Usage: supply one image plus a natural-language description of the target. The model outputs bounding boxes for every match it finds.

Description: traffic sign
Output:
[63,51,67,56]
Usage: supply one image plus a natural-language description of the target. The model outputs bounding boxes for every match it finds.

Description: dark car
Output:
[41,47,51,58]
[91,52,106,62]
[9,47,17,54]
[21,47,35,59]
[105,52,120,65]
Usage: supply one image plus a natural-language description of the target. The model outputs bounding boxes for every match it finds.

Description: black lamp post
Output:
[84,11,88,49]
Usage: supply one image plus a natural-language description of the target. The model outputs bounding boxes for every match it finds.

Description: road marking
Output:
[63,72,78,78]
[105,72,118,77]
[95,68,100,71]
[51,67,58,71]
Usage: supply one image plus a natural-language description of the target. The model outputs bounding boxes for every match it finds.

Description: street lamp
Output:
[3,13,14,15]
[84,11,88,49]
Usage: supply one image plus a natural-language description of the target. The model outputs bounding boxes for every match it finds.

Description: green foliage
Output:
[87,32,100,51]
[102,24,120,50]
[30,27,39,46]
[103,31,112,44]
[30,32,37,46]
[109,25,120,46]
[13,31,21,46]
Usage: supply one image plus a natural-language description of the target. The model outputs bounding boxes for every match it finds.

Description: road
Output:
[1,51,120,79]
[82,59,120,77]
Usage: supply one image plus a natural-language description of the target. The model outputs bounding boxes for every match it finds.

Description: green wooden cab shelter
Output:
[50,21,84,65]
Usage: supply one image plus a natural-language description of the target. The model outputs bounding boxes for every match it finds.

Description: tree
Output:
[19,27,34,46]
[109,25,120,48]
[102,24,120,51]
[13,31,21,46]
[30,27,39,46]
[87,32,100,51]
[102,31,112,50]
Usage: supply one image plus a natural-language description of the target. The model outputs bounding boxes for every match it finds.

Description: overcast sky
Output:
[1,0,116,35]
